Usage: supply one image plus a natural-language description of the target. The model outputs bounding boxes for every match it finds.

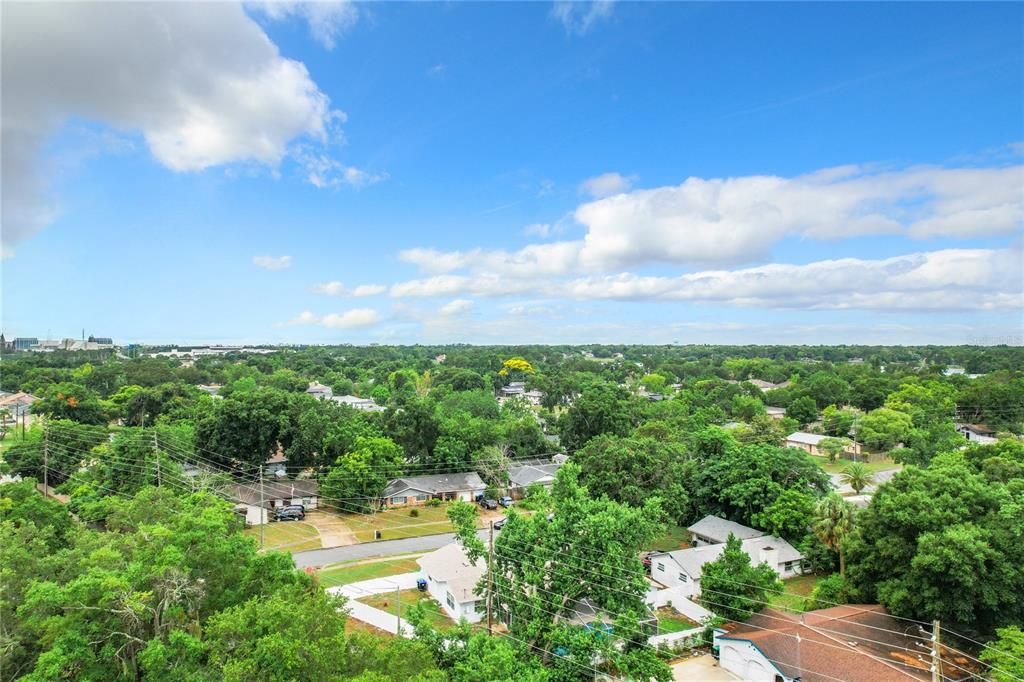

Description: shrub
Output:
[409,508,420,517]
[426,498,442,507]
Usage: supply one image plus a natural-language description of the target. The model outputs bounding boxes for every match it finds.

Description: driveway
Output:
[328,572,421,638]
[671,654,739,681]
[293,529,489,569]
[304,510,357,547]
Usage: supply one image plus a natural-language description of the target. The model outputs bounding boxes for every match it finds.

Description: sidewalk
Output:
[328,572,421,638]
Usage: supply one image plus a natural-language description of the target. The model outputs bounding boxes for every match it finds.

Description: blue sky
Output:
[2,1,1022,345]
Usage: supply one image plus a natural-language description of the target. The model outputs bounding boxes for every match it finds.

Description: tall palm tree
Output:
[840,462,875,495]
[813,493,854,577]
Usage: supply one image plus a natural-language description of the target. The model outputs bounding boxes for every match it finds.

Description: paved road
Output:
[293,529,489,569]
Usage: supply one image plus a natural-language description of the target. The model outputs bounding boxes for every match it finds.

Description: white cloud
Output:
[253,255,292,270]
[287,308,381,328]
[249,1,359,50]
[551,1,615,36]
[439,299,474,316]
[311,281,386,296]
[427,63,446,78]
[383,247,1023,312]
[579,171,633,198]
[524,223,553,238]
[297,149,387,189]
[1,2,349,254]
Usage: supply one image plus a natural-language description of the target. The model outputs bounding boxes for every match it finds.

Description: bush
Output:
[409,508,419,517]
[426,498,442,507]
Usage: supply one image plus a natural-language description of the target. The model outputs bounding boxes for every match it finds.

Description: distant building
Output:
[688,515,766,546]
[785,431,861,457]
[955,423,997,445]
[305,382,334,400]
[381,472,486,506]
[507,462,563,497]
[765,406,786,420]
[233,479,319,526]
[13,337,39,351]
[331,395,385,412]
[0,392,38,418]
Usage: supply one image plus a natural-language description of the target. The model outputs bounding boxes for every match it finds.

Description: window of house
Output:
[446,592,455,609]
[656,563,664,572]
[302,497,311,506]
[393,496,407,505]
[415,494,428,501]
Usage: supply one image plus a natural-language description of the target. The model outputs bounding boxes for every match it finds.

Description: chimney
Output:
[758,545,779,570]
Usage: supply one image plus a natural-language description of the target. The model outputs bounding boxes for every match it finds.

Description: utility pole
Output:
[487,522,494,635]
[259,467,266,549]
[931,620,942,682]
[396,583,402,636]
[43,422,49,498]
[851,412,859,463]
[152,430,161,487]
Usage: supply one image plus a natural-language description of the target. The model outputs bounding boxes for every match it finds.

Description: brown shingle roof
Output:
[720,605,978,682]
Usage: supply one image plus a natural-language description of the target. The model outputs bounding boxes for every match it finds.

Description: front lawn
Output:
[342,504,456,543]
[655,607,700,634]
[317,556,423,588]
[359,589,456,631]
[244,521,321,553]
[769,574,822,612]
[650,524,692,552]
[814,455,898,475]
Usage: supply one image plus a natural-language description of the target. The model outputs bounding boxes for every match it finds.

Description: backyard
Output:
[243,520,321,553]
[317,556,423,589]
[655,607,701,634]
[359,589,456,631]
[650,524,692,552]
[769,574,823,612]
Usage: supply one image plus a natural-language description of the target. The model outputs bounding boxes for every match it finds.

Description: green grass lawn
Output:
[317,557,422,588]
[650,524,692,552]
[342,504,456,543]
[812,454,899,475]
[770,574,822,612]
[655,607,700,634]
[244,521,321,553]
[359,589,456,631]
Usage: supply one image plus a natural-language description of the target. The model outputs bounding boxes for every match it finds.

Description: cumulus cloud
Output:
[249,1,359,50]
[383,247,1023,312]
[579,172,633,198]
[439,299,474,316]
[253,255,292,270]
[1,2,349,254]
[296,149,388,189]
[287,308,381,328]
[311,281,387,296]
[551,1,615,36]
[524,223,554,238]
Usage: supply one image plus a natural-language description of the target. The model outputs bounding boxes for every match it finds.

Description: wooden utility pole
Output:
[931,620,942,682]
[396,583,402,636]
[42,423,49,498]
[487,522,494,635]
[152,431,161,487]
[259,467,265,549]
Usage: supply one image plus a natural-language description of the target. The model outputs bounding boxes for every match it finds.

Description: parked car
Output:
[480,498,498,510]
[493,517,507,530]
[498,496,513,508]
[275,507,305,521]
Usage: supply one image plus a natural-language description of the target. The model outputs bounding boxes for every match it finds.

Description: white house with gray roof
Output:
[507,462,563,497]
[417,542,485,623]
[688,515,766,546]
[381,472,486,506]
[650,535,803,598]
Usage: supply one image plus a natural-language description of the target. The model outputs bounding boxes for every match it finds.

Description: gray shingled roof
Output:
[687,515,766,543]
[508,463,562,488]
[382,471,485,498]
[656,535,802,579]
[786,431,827,446]
[234,479,319,506]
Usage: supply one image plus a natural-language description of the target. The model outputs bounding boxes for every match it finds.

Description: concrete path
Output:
[329,572,421,638]
[671,654,740,681]
[293,529,489,569]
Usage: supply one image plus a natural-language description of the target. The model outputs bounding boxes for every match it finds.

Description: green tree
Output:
[857,407,912,451]
[839,462,874,495]
[752,488,816,542]
[813,493,854,577]
[558,383,637,451]
[822,405,857,437]
[195,388,295,468]
[818,437,851,463]
[980,626,1024,682]
[700,534,783,620]
[786,395,818,425]
[322,437,404,513]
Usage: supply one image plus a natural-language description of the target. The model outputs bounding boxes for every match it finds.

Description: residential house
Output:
[650,536,803,598]
[380,472,486,506]
[305,382,334,400]
[507,462,563,497]
[750,379,790,391]
[785,431,862,457]
[331,394,386,412]
[417,542,485,623]
[196,384,223,397]
[264,452,288,477]
[765,406,786,420]
[523,389,545,406]
[0,391,38,419]
[955,423,997,445]
[688,515,766,546]
[233,479,319,526]
[714,604,978,682]
[498,382,526,399]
